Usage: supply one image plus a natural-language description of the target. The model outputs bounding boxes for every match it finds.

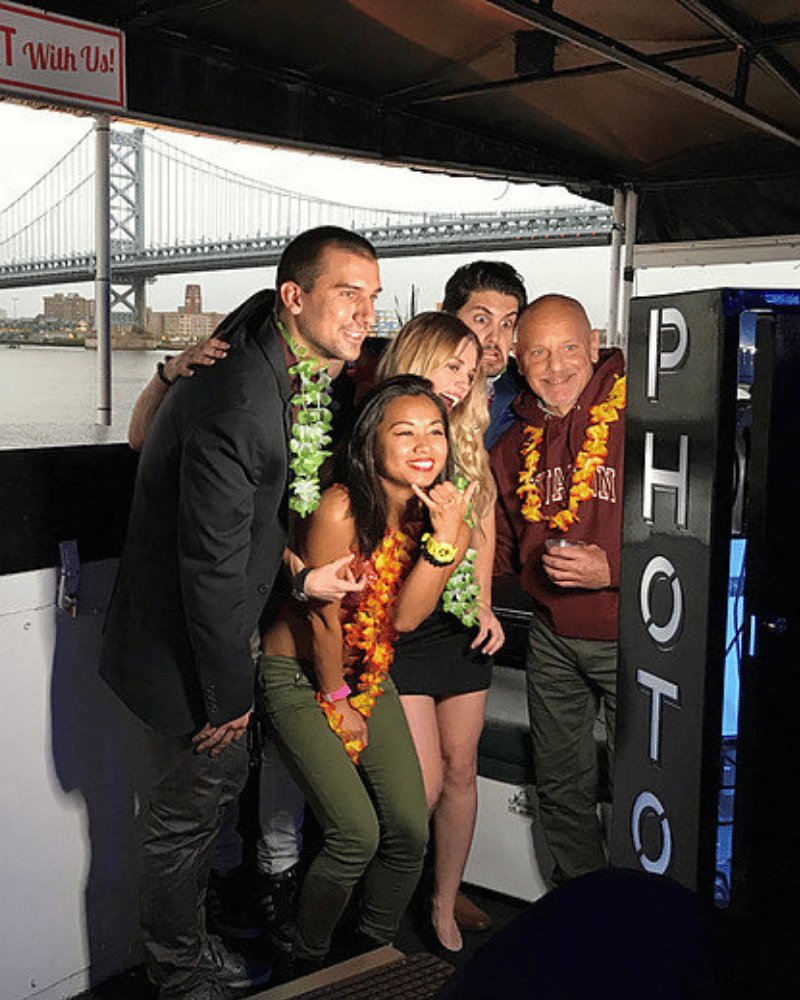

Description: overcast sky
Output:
[0,100,602,319]
[0,100,586,213]
[2,99,800,326]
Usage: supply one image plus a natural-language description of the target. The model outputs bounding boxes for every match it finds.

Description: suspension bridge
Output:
[0,125,612,326]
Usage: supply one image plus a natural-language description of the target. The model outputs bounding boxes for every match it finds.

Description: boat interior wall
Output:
[0,444,142,995]
[0,558,156,1000]
[23,1,800,244]
[466,590,554,903]
[0,445,137,576]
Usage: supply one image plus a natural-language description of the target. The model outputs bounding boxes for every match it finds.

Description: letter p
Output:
[647,307,689,401]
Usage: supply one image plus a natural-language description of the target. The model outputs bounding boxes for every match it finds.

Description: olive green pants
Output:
[526,614,617,885]
[256,654,428,959]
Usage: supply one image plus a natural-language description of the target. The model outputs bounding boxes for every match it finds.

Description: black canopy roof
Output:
[18,1,800,243]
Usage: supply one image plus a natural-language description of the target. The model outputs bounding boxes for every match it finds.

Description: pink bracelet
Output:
[321,683,351,704]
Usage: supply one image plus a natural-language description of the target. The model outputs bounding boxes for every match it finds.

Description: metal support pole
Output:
[619,187,638,358]
[133,277,147,335]
[606,188,625,346]
[95,114,112,426]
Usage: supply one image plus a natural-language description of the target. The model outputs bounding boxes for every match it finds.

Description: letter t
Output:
[0,25,16,66]
[637,669,680,765]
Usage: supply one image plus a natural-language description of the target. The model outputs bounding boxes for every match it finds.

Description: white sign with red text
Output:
[0,2,125,109]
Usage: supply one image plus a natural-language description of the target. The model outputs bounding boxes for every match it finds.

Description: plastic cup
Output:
[544,538,586,551]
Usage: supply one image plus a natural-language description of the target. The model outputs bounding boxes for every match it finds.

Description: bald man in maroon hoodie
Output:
[490,294,625,885]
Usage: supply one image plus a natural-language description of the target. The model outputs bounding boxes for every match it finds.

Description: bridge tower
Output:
[109,128,148,338]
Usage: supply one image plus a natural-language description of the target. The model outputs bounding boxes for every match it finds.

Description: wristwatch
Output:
[291,566,311,602]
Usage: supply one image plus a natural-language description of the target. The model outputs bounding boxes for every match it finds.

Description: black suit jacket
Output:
[100,290,292,735]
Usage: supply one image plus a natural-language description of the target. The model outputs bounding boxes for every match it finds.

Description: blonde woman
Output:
[376,312,505,952]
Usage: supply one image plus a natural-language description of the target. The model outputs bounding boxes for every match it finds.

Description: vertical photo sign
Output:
[0,2,125,109]
[612,289,736,896]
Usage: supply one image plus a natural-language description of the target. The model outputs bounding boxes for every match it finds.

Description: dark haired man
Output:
[275,226,377,313]
[100,226,380,1000]
[442,260,528,448]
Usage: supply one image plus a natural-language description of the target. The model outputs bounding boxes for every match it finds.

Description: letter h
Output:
[643,432,689,528]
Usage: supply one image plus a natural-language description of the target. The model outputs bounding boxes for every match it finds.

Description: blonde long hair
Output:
[376,311,496,526]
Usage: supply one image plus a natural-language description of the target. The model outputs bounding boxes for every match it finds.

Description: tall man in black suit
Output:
[100,227,381,1000]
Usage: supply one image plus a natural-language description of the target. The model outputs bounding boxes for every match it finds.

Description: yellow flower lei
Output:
[316,530,417,764]
[517,375,626,532]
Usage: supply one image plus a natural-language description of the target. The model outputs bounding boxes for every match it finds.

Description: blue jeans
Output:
[256,654,428,959]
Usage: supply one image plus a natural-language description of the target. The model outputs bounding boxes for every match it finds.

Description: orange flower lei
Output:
[316,530,417,764]
[517,375,626,532]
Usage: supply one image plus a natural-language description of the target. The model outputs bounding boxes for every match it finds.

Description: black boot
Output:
[257,863,303,953]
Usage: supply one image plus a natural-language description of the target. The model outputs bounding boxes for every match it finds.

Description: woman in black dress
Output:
[376,313,505,952]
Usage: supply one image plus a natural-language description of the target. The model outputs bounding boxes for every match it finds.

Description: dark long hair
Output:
[343,374,452,556]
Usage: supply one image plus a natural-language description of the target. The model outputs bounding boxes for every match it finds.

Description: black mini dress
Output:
[390,601,493,697]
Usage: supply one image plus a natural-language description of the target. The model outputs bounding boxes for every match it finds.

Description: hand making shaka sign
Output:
[412,479,478,548]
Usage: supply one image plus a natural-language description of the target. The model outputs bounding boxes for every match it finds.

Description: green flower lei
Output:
[443,548,481,627]
[442,474,481,627]
[278,321,334,517]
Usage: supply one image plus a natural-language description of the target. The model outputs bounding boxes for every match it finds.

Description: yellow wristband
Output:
[420,532,457,567]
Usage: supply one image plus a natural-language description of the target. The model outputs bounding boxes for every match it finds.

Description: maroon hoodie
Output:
[491,348,625,641]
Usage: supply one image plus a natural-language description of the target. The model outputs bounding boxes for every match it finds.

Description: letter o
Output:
[639,555,683,646]
[631,791,672,875]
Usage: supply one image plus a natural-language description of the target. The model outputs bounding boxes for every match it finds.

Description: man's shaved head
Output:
[516,295,599,417]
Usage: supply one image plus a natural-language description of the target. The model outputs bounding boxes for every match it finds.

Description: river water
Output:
[0,344,164,449]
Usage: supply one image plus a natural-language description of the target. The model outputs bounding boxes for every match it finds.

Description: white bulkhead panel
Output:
[0,560,153,1000]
